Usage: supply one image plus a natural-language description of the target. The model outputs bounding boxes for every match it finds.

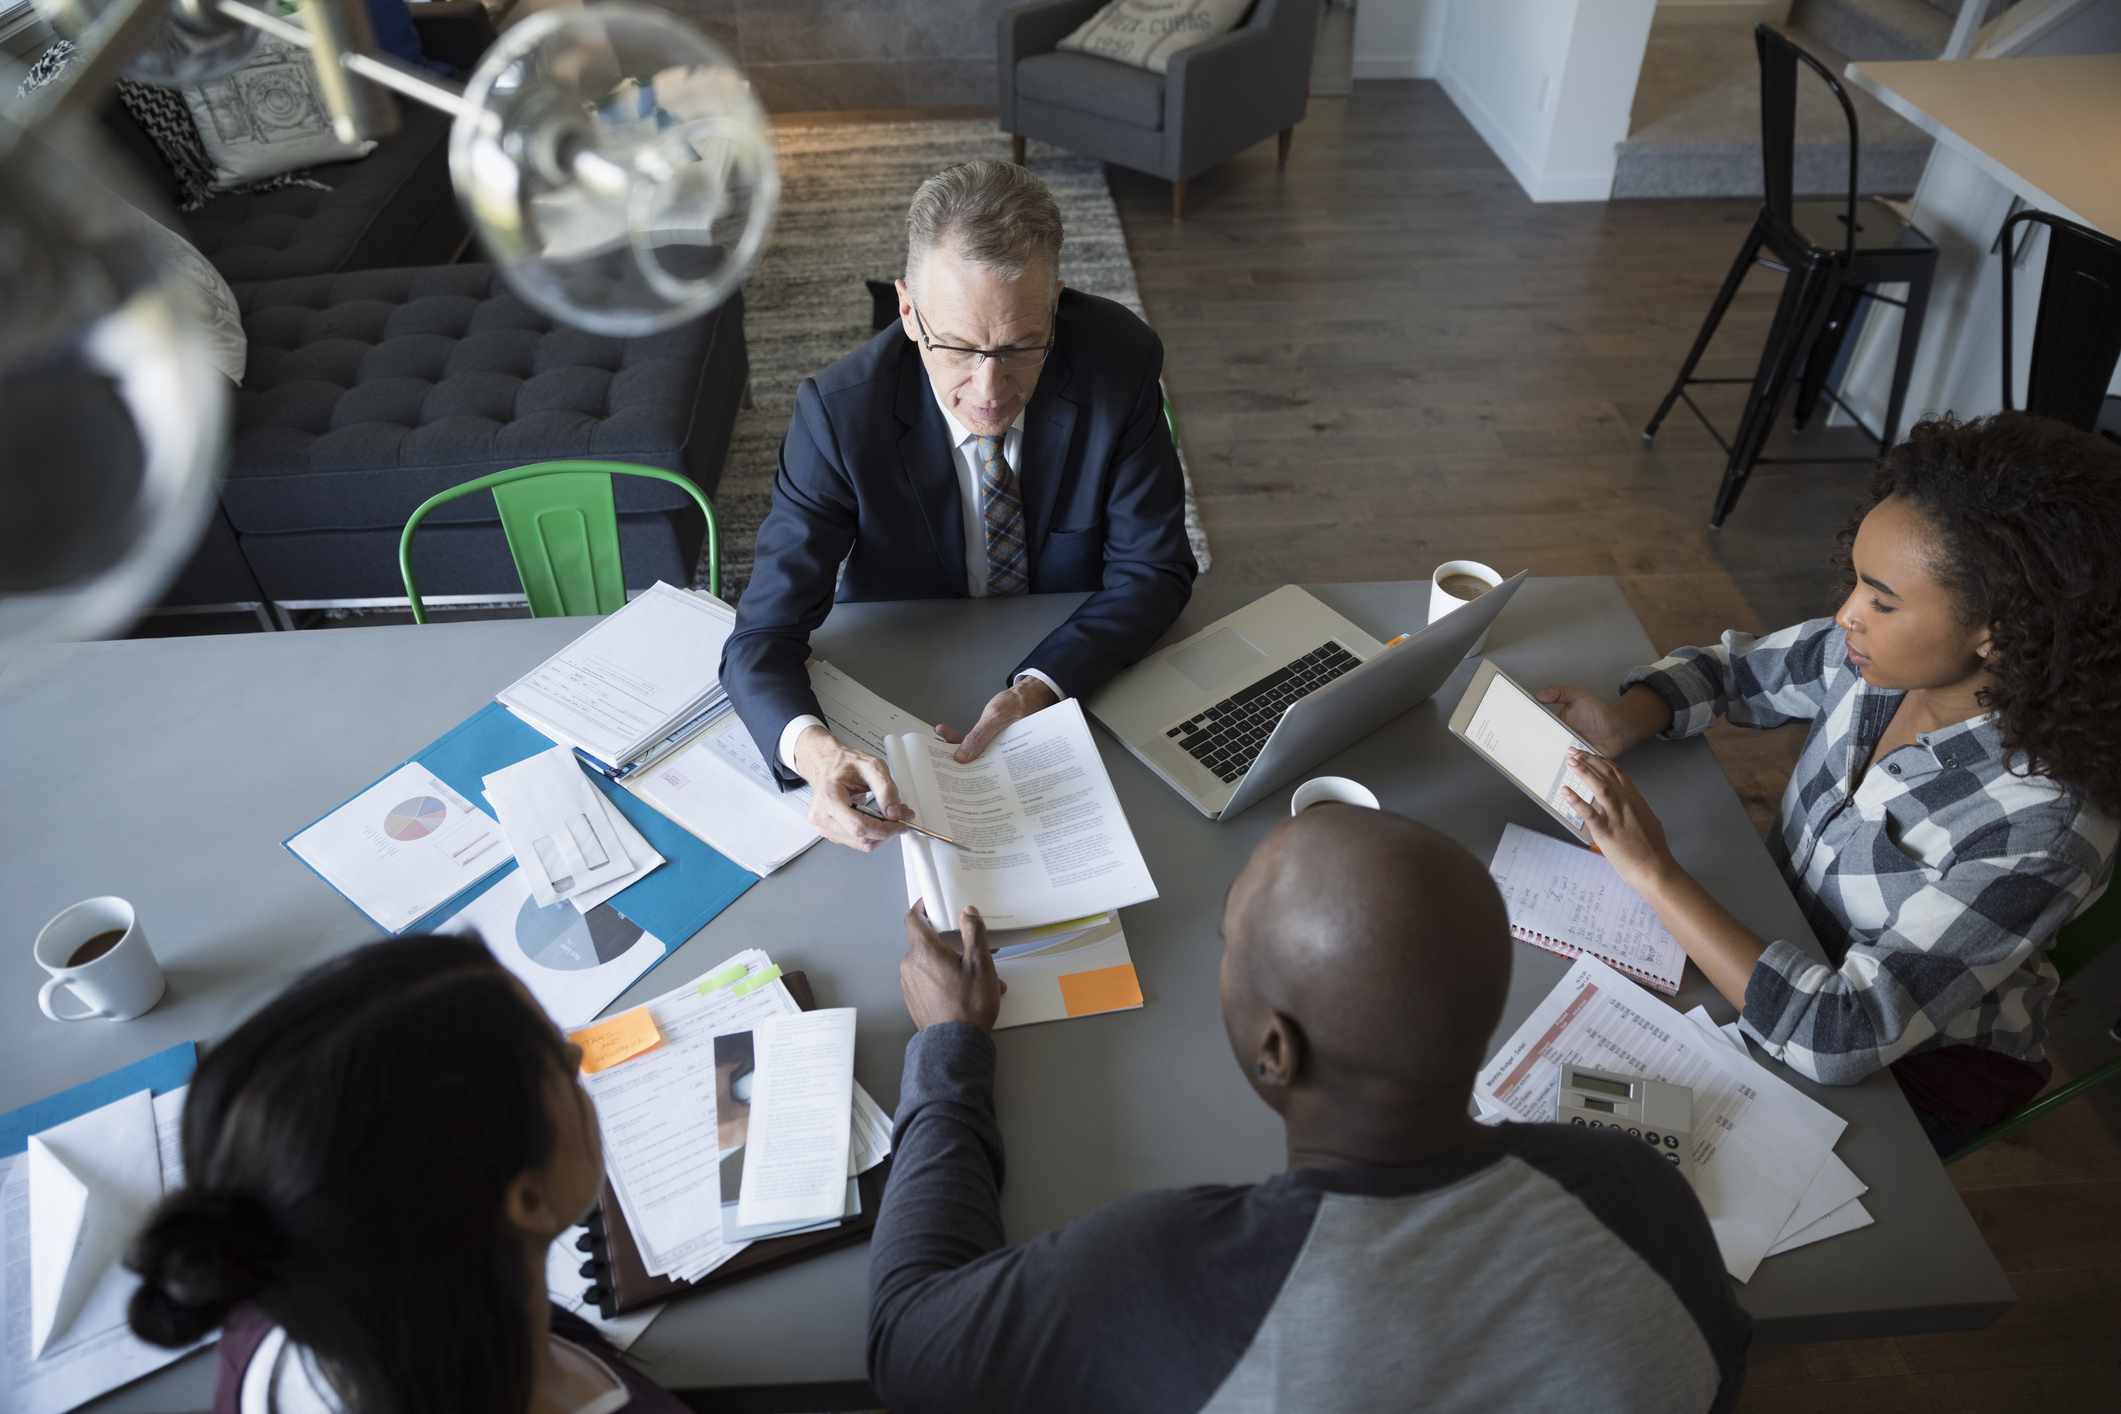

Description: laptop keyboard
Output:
[1166,642,1363,783]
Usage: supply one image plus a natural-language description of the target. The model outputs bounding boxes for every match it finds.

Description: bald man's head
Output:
[1219,807,1513,1126]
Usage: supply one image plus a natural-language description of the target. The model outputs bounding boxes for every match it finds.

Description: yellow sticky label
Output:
[698,960,750,995]
[728,964,784,998]
[570,1008,662,1074]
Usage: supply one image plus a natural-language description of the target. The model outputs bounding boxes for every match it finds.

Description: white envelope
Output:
[28,1089,165,1359]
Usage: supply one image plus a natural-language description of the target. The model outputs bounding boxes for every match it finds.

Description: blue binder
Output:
[1,1043,199,1157]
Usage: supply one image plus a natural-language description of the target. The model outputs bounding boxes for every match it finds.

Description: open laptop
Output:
[1087,575,1526,820]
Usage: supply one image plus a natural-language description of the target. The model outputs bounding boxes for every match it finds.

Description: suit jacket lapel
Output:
[896,347,968,597]
[1018,347,1079,575]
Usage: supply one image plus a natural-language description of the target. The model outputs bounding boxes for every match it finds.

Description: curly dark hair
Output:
[1844,413,2121,815]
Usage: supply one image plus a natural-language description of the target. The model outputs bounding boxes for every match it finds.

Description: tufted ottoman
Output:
[224,263,747,605]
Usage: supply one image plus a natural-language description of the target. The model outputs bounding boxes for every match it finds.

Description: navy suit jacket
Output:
[721,288,1198,784]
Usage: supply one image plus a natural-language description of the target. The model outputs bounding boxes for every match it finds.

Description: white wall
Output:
[1351,0,1450,80]
[1435,0,1657,202]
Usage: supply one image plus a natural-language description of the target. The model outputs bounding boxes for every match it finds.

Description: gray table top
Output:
[1,579,2011,1409]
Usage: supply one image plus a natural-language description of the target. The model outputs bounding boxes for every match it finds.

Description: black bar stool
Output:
[1999,209,2121,435]
[1644,24,1938,527]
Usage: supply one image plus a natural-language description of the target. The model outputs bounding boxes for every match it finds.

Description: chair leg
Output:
[1792,283,1862,432]
[1278,126,1293,168]
[1645,211,1767,443]
[1713,261,1834,527]
[1172,179,1186,222]
[1882,257,1936,448]
[1011,134,1025,166]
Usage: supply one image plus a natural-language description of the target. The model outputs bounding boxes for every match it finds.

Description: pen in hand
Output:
[852,803,978,852]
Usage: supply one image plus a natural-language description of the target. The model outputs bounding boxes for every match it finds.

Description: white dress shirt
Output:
[775,391,1064,772]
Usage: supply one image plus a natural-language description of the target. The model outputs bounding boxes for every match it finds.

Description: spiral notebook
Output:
[1488,824,1688,995]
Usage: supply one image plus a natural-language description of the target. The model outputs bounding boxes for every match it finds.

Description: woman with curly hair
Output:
[1538,413,2121,1156]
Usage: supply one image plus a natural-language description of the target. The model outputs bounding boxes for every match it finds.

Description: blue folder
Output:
[1,1043,198,1157]
[286,703,756,953]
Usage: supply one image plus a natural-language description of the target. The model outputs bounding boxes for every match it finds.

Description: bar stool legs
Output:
[1645,213,1769,444]
[1711,259,1835,528]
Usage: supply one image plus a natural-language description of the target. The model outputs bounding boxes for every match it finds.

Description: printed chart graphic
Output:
[515,894,646,972]
[383,795,448,842]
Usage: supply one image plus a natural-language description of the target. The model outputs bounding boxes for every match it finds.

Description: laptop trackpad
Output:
[1168,627,1266,693]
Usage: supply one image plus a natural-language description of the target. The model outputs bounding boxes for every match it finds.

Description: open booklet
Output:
[888,699,1158,931]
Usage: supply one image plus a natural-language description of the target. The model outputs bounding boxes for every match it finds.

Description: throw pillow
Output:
[177,35,377,189]
[1056,0,1255,75]
[124,206,249,385]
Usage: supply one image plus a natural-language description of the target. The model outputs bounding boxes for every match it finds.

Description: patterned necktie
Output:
[973,434,1030,597]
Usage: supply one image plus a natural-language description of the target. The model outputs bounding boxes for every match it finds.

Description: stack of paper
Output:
[890,699,1159,932]
[574,950,892,1285]
[485,746,665,907]
[498,583,739,779]
[1474,956,1865,1282]
[1,1086,202,1414]
[286,762,509,934]
[628,661,930,877]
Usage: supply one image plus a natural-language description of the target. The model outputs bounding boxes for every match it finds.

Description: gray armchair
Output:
[998,0,1322,219]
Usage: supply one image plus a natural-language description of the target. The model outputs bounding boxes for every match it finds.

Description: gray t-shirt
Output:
[869,1025,1749,1413]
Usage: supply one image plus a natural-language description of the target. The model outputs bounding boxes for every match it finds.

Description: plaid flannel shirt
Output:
[1623,618,2116,1085]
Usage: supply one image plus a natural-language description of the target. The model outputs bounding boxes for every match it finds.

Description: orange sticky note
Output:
[1056,964,1144,1018]
[570,1008,662,1074]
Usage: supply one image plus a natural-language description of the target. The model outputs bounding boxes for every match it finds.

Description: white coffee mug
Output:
[1428,559,1505,656]
[34,897,165,1022]
[1291,776,1381,816]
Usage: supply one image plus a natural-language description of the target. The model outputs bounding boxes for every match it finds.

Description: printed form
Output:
[1475,956,1843,1281]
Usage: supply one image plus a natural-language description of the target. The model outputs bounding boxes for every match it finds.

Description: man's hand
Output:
[900,903,1005,1031]
[793,726,910,852]
[938,677,1060,763]
[1560,750,1678,894]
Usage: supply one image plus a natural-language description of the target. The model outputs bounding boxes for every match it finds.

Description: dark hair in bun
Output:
[126,1189,282,1346]
[126,936,574,1414]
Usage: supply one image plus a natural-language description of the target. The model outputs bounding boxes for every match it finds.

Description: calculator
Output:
[1556,1063,1698,1186]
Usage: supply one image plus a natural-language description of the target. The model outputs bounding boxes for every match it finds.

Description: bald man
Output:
[870,807,1748,1413]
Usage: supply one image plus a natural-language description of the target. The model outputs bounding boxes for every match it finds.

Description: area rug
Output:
[697,119,1211,601]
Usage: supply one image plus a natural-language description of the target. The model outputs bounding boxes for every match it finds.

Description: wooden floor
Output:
[1099,82,2121,1413]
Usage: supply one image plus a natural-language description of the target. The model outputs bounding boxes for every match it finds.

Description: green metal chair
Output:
[1947,883,2121,1161]
[398,460,719,625]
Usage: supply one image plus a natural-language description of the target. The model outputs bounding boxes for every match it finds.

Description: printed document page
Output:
[736,1009,856,1231]
[627,660,927,877]
[1475,956,1843,1281]
[499,583,735,766]
[287,762,507,932]
[888,700,1157,930]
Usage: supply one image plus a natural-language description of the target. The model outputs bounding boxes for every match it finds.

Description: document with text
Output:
[735,1009,856,1231]
[887,699,1157,931]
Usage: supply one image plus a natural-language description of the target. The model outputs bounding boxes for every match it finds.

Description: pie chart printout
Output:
[515,894,646,972]
[383,795,448,842]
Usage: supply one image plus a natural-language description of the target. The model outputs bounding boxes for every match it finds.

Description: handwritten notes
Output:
[571,1009,663,1074]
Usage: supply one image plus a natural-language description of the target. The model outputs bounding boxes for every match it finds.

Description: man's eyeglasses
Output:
[913,304,1057,373]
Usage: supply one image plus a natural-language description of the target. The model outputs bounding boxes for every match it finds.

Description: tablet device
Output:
[1446,659,1599,845]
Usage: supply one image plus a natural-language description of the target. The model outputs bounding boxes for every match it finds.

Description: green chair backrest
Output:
[398,460,718,624]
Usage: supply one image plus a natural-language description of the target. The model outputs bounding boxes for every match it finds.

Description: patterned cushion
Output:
[176,36,376,188]
[1056,0,1254,74]
[223,263,726,536]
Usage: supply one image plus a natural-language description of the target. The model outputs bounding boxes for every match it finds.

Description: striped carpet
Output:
[698,119,1212,600]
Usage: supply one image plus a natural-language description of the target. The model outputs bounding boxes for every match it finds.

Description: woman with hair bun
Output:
[125,936,685,1412]
[1538,413,2121,1156]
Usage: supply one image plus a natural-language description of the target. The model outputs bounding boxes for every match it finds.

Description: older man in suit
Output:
[721,160,1198,851]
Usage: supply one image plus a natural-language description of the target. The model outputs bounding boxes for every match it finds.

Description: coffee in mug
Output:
[1436,573,1492,602]
[34,897,166,1023]
[67,931,127,968]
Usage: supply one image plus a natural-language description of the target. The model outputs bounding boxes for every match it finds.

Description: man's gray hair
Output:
[906,160,1064,293]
